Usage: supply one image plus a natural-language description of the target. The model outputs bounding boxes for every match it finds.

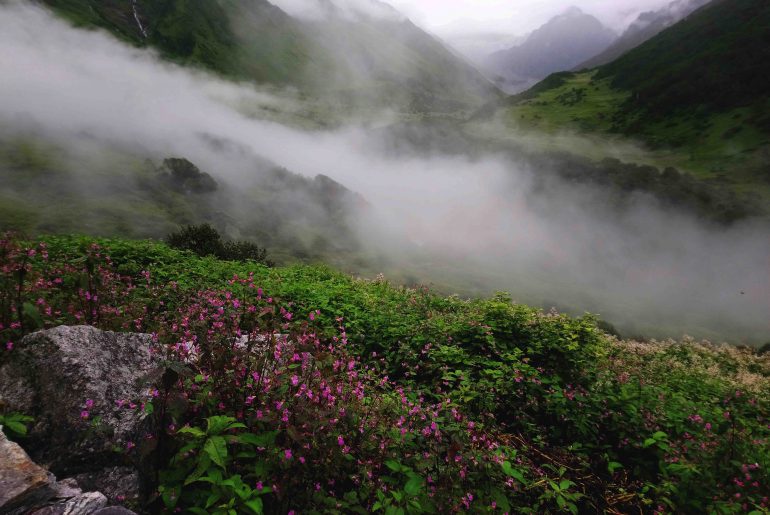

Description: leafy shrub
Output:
[166,224,273,266]
[1,234,768,514]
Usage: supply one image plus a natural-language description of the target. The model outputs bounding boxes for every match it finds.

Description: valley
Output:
[0,1,769,512]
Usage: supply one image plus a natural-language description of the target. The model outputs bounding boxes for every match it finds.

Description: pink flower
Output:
[85,399,94,409]
[284,449,293,460]
[80,410,90,419]
[337,436,345,447]
[291,375,299,387]
[5,341,13,351]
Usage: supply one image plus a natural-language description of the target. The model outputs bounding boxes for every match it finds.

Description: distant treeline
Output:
[528,151,765,224]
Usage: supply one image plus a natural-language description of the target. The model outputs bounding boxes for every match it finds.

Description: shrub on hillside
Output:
[166,224,273,266]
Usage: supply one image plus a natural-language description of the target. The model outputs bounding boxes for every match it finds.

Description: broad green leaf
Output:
[404,475,423,496]
[204,436,228,468]
[177,426,206,438]
[384,460,402,472]
[4,420,28,436]
[244,498,263,514]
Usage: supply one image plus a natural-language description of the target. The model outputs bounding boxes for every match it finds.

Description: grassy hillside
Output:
[0,137,364,267]
[496,0,770,200]
[597,0,770,117]
[1,234,768,513]
[41,0,497,113]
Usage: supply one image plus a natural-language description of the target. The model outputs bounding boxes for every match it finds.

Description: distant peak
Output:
[562,6,584,17]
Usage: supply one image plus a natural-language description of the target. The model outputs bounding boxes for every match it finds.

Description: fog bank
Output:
[1,3,768,343]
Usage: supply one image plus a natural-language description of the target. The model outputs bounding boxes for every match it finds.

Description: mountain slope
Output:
[596,0,770,117]
[484,7,616,93]
[577,0,712,69]
[496,0,770,195]
[41,0,498,113]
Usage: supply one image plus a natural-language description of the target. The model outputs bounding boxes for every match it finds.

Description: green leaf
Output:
[384,460,402,472]
[501,461,526,483]
[244,498,263,514]
[237,432,277,447]
[177,426,206,438]
[185,454,211,485]
[205,491,222,509]
[206,416,237,435]
[404,475,423,496]
[204,435,228,468]
[22,302,43,329]
[559,479,573,490]
[3,420,28,436]
[607,461,623,473]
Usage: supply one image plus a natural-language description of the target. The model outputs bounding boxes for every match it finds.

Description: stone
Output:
[92,508,138,515]
[30,492,108,515]
[51,478,84,500]
[71,467,141,506]
[0,430,55,513]
[0,326,160,475]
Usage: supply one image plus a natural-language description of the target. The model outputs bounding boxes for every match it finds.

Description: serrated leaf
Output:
[204,435,228,468]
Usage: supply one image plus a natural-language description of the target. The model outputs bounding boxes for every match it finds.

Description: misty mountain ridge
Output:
[484,6,616,93]
[497,0,770,216]
[577,0,714,69]
[41,0,498,114]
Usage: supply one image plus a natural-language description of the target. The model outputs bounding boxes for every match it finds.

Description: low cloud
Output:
[0,2,767,343]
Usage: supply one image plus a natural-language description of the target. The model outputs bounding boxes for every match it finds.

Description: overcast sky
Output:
[388,0,676,35]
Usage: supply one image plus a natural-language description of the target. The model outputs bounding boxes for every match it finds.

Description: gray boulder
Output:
[0,430,55,513]
[0,326,159,475]
[30,492,108,515]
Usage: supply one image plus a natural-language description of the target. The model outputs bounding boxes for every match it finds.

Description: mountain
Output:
[495,0,770,201]
[41,0,498,113]
[484,7,616,93]
[597,0,770,118]
[577,0,713,69]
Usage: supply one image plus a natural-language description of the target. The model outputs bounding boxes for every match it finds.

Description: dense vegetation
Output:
[167,224,274,266]
[597,0,770,118]
[2,234,768,513]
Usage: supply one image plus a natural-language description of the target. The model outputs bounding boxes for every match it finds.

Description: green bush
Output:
[166,224,273,266]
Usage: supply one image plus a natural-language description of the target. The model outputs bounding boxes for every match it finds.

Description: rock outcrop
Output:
[0,326,158,474]
[0,430,55,513]
[0,431,116,515]
[0,326,159,513]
